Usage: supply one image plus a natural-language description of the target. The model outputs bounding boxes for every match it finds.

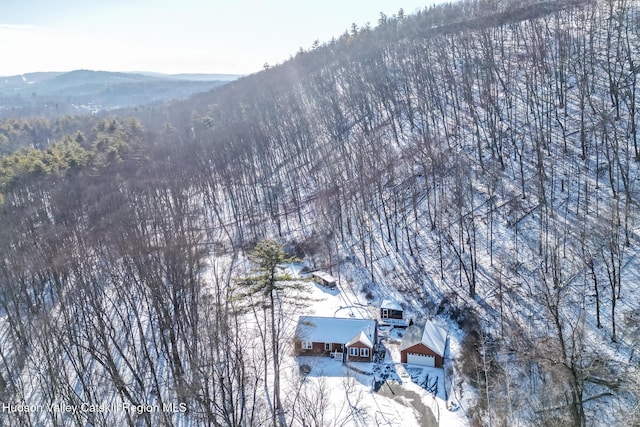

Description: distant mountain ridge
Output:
[0,69,240,118]
[134,71,240,81]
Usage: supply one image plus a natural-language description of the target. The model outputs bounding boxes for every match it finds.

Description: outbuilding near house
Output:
[310,271,338,289]
[400,320,447,368]
[295,316,377,362]
[380,299,404,320]
[379,299,408,327]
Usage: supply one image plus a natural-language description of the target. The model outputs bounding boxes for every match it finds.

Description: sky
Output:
[0,0,446,77]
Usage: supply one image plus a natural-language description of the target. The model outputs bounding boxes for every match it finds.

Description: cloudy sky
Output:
[0,0,444,76]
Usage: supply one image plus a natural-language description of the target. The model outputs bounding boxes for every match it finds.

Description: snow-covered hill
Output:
[0,0,639,426]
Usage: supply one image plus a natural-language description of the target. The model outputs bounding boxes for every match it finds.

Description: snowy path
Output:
[376,381,438,427]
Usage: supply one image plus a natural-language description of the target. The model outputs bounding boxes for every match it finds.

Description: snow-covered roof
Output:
[421,321,447,356]
[311,271,337,283]
[400,320,447,357]
[380,299,403,311]
[296,316,375,346]
[400,325,423,351]
[346,330,373,348]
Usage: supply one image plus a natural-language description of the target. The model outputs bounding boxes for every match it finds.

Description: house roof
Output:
[311,271,337,283]
[346,330,373,348]
[380,299,403,311]
[400,320,447,357]
[296,316,375,347]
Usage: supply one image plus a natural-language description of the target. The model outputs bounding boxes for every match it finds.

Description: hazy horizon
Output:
[0,69,243,78]
[0,0,447,77]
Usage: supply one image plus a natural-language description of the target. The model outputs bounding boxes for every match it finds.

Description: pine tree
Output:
[240,239,306,426]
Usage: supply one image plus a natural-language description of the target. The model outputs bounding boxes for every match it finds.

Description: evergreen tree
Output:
[241,239,306,427]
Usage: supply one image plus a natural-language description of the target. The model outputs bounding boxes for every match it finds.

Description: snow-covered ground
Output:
[284,263,468,426]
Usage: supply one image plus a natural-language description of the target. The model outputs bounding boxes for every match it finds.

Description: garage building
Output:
[400,320,447,368]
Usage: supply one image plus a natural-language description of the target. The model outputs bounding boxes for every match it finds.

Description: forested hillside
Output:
[0,0,639,425]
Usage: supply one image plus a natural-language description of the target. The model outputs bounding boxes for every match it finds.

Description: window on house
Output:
[360,348,369,357]
[325,343,331,351]
[302,341,312,350]
[349,347,359,356]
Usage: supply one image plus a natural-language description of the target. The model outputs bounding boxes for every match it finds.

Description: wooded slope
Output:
[0,0,638,425]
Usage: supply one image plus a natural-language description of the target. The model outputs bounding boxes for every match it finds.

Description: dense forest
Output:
[0,0,639,425]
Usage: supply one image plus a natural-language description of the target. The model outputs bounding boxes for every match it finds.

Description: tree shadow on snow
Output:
[296,356,373,387]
